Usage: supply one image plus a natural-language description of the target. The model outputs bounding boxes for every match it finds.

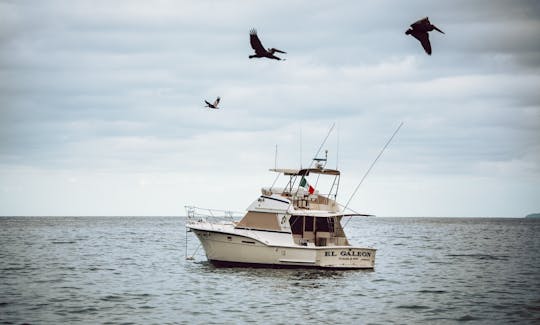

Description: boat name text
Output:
[325,250,371,257]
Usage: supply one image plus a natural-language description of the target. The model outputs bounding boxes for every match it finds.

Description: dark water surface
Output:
[1,217,539,324]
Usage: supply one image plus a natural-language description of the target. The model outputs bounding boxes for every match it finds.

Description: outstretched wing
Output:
[250,29,266,55]
[411,17,430,29]
[413,32,432,55]
[213,97,220,107]
[269,48,286,54]
[432,24,445,34]
[204,100,212,107]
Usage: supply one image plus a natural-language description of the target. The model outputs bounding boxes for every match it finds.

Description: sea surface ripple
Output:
[1,216,539,324]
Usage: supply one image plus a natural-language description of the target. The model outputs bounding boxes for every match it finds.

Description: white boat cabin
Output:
[234,209,354,247]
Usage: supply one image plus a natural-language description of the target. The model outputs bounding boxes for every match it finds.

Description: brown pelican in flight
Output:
[249,29,286,60]
[405,17,445,55]
[204,97,221,109]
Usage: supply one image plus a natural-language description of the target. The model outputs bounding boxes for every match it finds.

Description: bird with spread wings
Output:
[405,17,445,55]
[249,29,286,60]
[204,97,221,109]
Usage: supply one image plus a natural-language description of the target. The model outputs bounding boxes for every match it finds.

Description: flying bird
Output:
[249,29,286,60]
[204,97,221,109]
[405,17,445,55]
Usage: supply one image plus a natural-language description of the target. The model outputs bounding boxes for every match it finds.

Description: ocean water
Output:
[1,216,539,324]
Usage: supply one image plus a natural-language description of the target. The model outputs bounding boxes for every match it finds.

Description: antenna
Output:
[270,144,280,191]
[343,122,404,215]
[336,125,340,170]
[300,126,302,169]
[274,144,278,169]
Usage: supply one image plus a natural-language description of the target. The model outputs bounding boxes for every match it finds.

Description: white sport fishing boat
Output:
[185,153,376,269]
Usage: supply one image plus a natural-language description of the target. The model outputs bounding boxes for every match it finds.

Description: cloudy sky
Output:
[1,0,539,217]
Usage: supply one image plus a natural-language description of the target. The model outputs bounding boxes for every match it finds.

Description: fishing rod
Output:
[308,122,335,169]
[309,123,335,191]
[342,122,404,227]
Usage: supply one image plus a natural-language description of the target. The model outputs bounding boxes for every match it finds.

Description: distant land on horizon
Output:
[525,213,540,219]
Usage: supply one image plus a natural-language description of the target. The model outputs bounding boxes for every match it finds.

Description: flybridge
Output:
[268,142,342,203]
[266,164,342,208]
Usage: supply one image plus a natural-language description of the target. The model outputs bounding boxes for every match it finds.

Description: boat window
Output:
[289,216,303,235]
[316,217,333,232]
[304,216,314,232]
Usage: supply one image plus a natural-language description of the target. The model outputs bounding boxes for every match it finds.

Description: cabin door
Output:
[303,216,315,243]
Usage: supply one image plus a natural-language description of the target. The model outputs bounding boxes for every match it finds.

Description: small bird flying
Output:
[204,97,221,109]
[249,29,286,60]
[405,17,445,55]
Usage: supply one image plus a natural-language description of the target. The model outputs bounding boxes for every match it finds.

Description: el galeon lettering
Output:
[325,250,371,257]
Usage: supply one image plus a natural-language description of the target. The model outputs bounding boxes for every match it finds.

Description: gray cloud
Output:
[1,0,539,216]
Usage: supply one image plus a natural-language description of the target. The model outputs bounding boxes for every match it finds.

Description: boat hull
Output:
[191,228,375,269]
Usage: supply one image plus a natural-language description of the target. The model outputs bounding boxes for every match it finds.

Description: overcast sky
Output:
[1,0,539,217]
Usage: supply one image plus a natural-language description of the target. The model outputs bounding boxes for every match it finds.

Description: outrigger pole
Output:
[343,122,404,224]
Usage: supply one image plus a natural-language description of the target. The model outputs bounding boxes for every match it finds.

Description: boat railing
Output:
[185,205,243,226]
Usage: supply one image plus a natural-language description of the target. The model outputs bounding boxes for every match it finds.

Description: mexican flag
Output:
[299,176,315,194]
